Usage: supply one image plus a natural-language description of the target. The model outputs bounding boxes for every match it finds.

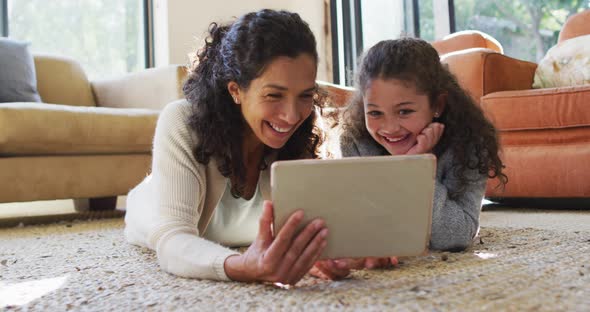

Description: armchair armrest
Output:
[317,81,355,108]
[441,48,537,103]
[432,30,503,56]
[34,54,96,107]
[91,65,188,110]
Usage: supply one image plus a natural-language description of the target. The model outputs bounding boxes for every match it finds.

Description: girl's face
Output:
[229,53,317,149]
[364,78,443,155]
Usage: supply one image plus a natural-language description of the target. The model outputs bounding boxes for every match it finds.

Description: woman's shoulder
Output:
[153,99,202,151]
[159,99,192,124]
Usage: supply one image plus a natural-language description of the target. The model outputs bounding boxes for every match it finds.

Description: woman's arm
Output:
[147,100,239,280]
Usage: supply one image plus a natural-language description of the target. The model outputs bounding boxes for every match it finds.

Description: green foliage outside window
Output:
[7,0,146,80]
[454,0,590,62]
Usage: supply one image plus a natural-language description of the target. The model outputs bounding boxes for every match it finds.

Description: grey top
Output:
[339,132,487,251]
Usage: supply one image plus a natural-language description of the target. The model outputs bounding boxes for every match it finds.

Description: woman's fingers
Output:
[274,219,327,281]
[286,229,329,283]
[256,200,275,246]
[263,208,305,267]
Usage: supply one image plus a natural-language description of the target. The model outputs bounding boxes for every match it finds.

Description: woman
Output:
[124,9,329,285]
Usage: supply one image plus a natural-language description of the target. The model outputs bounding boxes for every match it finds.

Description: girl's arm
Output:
[430,151,487,251]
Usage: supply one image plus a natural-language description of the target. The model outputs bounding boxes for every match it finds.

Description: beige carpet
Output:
[1,218,589,311]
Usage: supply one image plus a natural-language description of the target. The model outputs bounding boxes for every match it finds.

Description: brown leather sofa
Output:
[442,10,590,199]
[0,55,187,210]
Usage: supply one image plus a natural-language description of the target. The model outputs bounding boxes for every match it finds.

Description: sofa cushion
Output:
[34,55,96,107]
[533,34,590,89]
[0,38,42,103]
[0,103,159,155]
[481,85,590,131]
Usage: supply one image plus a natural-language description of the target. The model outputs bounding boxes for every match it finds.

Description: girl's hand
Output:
[224,200,328,285]
[406,122,445,155]
[310,257,399,280]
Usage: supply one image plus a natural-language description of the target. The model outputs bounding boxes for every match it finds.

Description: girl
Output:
[124,10,330,285]
[340,38,507,251]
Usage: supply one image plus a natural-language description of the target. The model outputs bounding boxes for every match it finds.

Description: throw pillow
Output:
[0,38,42,102]
[533,34,590,89]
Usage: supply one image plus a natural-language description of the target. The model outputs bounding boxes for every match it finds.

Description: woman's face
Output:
[364,78,442,155]
[229,53,317,149]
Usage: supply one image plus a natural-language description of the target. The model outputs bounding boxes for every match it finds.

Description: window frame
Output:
[330,0,457,86]
[1,0,8,37]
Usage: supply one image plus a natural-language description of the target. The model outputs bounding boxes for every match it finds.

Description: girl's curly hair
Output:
[183,10,324,198]
[342,38,507,198]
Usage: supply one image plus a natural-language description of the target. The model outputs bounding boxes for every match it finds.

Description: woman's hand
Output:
[310,256,399,280]
[224,200,328,285]
[406,122,444,155]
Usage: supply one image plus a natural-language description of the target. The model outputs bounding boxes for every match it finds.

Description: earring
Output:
[434,112,439,117]
[233,97,239,104]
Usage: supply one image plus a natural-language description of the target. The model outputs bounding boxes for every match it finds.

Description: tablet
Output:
[271,154,436,259]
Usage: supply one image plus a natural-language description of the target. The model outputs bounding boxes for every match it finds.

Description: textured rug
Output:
[1,219,589,311]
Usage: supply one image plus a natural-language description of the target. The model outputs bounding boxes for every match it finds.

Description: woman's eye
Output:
[300,93,314,99]
[367,111,382,117]
[399,109,415,116]
[267,93,282,99]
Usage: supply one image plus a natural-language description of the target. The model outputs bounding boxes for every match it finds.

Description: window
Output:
[331,0,449,85]
[417,0,434,41]
[454,0,590,62]
[3,0,152,80]
[361,0,411,51]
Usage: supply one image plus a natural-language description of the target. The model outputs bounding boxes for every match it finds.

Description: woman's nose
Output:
[280,100,299,125]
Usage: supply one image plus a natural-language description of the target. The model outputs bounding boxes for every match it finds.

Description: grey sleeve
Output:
[429,167,487,251]
[339,132,361,157]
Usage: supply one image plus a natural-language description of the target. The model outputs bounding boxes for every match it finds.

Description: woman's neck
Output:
[242,132,265,169]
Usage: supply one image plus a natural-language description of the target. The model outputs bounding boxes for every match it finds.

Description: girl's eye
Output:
[367,111,383,117]
[399,109,415,116]
[267,93,282,99]
[300,93,314,99]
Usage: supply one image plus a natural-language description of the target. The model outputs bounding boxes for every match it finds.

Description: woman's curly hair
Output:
[183,10,325,198]
[342,38,507,198]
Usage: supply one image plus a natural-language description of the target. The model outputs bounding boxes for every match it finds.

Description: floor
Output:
[0,197,128,219]
[1,199,588,311]
[1,198,589,232]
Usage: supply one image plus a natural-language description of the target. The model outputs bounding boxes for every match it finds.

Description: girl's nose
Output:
[381,116,401,134]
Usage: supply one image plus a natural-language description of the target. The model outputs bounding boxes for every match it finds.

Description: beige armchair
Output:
[0,55,187,210]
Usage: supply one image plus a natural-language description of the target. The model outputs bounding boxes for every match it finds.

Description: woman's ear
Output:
[227,81,241,105]
[433,92,447,118]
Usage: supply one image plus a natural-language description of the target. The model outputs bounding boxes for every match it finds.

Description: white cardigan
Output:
[124,100,272,281]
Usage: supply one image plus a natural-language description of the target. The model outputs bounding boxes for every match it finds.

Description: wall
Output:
[153,0,330,81]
